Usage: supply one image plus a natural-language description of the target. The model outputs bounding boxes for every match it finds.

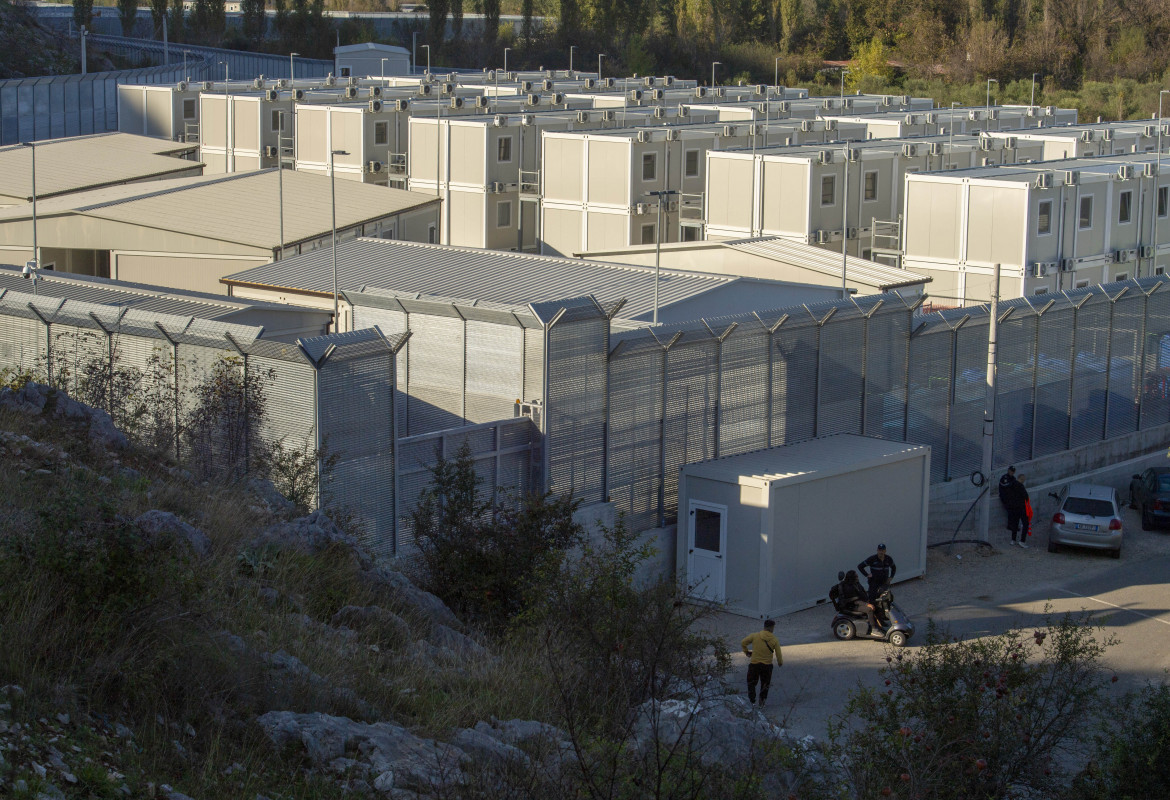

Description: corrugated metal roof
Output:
[681,433,929,487]
[0,170,439,251]
[0,133,202,202]
[725,237,931,291]
[222,237,739,319]
[0,265,294,320]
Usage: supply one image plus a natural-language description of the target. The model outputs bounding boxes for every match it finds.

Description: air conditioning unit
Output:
[969,110,982,121]
[667,200,679,212]
[368,86,382,98]
[1080,130,1094,143]
[176,80,188,91]
[552,92,565,105]
[393,99,409,111]
[900,95,911,105]
[544,70,554,78]
[292,89,305,101]
[822,98,836,110]
[490,181,505,193]
[346,76,359,87]
[842,97,853,110]
[344,86,358,99]
[527,93,541,105]
[694,87,707,99]
[265,89,279,101]
[576,110,590,123]
[823,119,838,131]
[202,81,214,91]
[1031,262,1049,278]
[1060,258,1076,272]
[486,70,497,81]
[776,101,790,113]
[722,125,737,137]
[1102,129,1114,141]
[324,75,336,87]
[754,84,767,96]
[749,124,762,136]
[601,78,615,88]
[521,114,535,126]
[1064,170,1080,185]
[653,106,667,119]
[635,203,650,215]
[1026,106,1039,117]
[253,78,265,89]
[987,109,999,120]
[663,76,675,87]
[929,141,944,156]
[583,78,596,89]
[1126,248,1139,262]
[666,129,680,141]
[800,119,815,132]
[881,95,894,107]
[1145,162,1159,178]
[905,114,918,125]
[815,230,832,244]
[521,81,533,93]
[418,84,432,96]
[1118,164,1135,180]
[845,147,860,162]
[979,137,994,152]
[449,97,464,109]
[542,79,554,91]
[263,145,278,158]
[677,106,690,118]
[1112,250,1126,263]
[1044,106,1056,116]
[602,109,616,121]
[713,87,725,98]
[902,143,918,157]
[640,76,654,87]
[1146,124,1159,138]
[369,99,383,112]
[474,95,490,109]
[492,114,508,127]
[925,113,938,124]
[651,88,664,101]
[818,149,834,164]
[636,130,653,143]
[1141,245,1156,259]
[1035,173,1053,189]
[1004,136,1018,149]
[368,160,383,174]
[628,89,644,102]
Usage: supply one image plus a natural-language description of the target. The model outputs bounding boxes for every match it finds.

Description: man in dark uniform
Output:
[858,543,896,599]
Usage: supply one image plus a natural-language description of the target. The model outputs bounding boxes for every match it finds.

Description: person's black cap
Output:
[1008,466,1016,473]
[763,619,775,628]
[877,543,887,550]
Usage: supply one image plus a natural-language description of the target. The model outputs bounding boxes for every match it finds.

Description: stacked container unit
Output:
[295,98,415,186]
[983,120,1167,160]
[117,82,205,142]
[901,153,1170,302]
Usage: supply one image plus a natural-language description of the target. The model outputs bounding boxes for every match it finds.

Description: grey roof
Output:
[0,170,439,251]
[221,237,743,319]
[725,237,932,291]
[334,42,410,56]
[0,133,202,202]
[925,151,1164,182]
[0,265,305,321]
[681,433,929,487]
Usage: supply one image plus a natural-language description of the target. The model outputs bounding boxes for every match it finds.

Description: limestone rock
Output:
[248,477,296,516]
[430,624,486,657]
[331,605,411,641]
[252,511,366,564]
[134,510,211,558]
[365,568,461,630]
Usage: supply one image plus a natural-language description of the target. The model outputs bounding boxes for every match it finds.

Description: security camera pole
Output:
[977,262,1002,543]
[330,148,350,330]
[23,141,39,295]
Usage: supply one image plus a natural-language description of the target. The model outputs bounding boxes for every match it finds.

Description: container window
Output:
[270,110,282,132]
[183,99,196,120]
[1160,186,1168,218]
[1119,190,1132,224]
[374,121,389,146]
[1115,272,1130,282]
[864,170,878,201]
[497,200,512,228]
[497,136,513,163]
[642,152,657,181]
[1079,195,1093,229]
[428,224,437,244]
[1075,279,1090,288]
[821,174,835,206]
[1037,200,1052,235]
[684,149,700,177]
[641,223,656,245]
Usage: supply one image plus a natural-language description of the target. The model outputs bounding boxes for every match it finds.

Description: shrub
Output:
[1070,682,1170,800]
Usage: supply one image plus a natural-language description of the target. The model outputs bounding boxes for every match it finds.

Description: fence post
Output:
[1135,284,1158,431]
[1027,297,1056,459]
[1101,287,1128,440]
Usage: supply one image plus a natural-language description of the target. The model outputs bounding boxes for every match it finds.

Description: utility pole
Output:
[977,262,1002,544]
[80,26,88,76]
[163,16,169,66]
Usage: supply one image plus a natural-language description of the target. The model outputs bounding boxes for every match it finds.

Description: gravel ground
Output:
[701,501,1170,739]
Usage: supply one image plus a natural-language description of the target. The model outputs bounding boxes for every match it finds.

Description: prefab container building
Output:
[822,104,1077,141]
[295,100,413,186]
[983,119,1169,160]
[687,93,933,123]
[539,118,869,257]
[117,82,206,141]
[678,435,930,617]
[703,132,1049,259]
[200,90,294,173]
[334,42,411,78]
[901,152,1170,303]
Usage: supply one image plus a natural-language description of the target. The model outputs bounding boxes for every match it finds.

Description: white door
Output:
[687,501,727,603]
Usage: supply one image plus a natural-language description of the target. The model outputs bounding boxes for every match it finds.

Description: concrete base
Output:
[930,423,1170,543]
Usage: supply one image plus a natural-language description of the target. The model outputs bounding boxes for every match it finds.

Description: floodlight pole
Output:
[163,16,169,65]
[598,54,605,82]
[183,50,189,82]
[569,45,576,74]
[24,141,39,294]
[774,55,781,95]
[648,189,678,325]
[504,47,511,78]
[381,58,389,80]
[950,101,960,168]
[840,67,849,101]
[290,51,299,82]
[220,61,231,173]
[412,32,418,74]
[711,61,720,89]
[80,26,88,76]
[977,262,1002,544]
[330,148,350,330]
[841,149,849,297]
[1030,73,1038,108]
[278,111,285,260]
[986,78,998,113]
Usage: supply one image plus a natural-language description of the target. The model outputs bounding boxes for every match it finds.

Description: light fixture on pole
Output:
[289,51,299,82]
[1030,73,1039,108]
[329,148,350,330]
[986,78,998,112]
[1155,89,1169,277]
[949,100,960,168]
[569,45,576,75]
[504,47,511,78]
[841,145,849,298]
[711,61,721,89]
[381,58,390,80]
[22,141,39,295]
[421,42,430,78]
[183,49,189,82]
[774,55,782,94]
[646,189,679,325]
[80,26,88,76]
[277,111,285,260]
[220,61,231,173]
[598,53,605,82]
[421,45,440,200]
[840,67,850,101]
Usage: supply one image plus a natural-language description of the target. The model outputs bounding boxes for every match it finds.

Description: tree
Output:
[167,1,184,44]
[847,37,894,92]
[149,0,168,39]
[428,0,450,57]
[450,0,464,42]
[191,0,226,43]
[241,0,267,43]
[72,0,94,34]
[521,0,534,43]
[118,0,139,36]
[477,0,500,50]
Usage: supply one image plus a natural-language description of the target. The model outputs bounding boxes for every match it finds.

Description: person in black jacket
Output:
[858,544,896,597]
[1002,473,1030,548]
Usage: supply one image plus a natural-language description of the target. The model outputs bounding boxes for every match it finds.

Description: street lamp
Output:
[569,45,576,75]
[598,53,605,82]
[220,61,231,173]
[421,45,440,200]
[1030,73,1039,108]
[986,78,998,112]
[22,141,39,295]
[774,55,782,94]
[329,148,350,329]
[711,61,721,89]
[290,51,299,82]
[183,49,190,82]
[277,111,286,260]
[646,189,679,325]
[949,101,960,169]
[840,67,850,101]
[421,42,431,78]
[504,47,511,78]
[381,57,390,80]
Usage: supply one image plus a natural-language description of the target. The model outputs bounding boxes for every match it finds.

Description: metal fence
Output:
[538,276,1170,533]
[0,288,404,556]
[85,34,333,82]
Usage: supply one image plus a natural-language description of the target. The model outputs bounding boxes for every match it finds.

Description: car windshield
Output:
[1063,497,1114,517]
[1157,475,1170,492]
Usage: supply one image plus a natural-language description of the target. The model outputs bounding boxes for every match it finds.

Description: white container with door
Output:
[678,434,930,619]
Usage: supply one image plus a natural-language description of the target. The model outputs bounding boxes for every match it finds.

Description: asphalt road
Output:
[710,506,1170,740]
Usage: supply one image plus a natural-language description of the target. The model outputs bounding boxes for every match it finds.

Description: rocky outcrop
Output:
[250,511,364,561]
[0,383,128,450]
[134,510,211,558]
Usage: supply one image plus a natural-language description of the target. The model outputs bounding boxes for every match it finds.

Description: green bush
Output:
[1070,682,1170,800]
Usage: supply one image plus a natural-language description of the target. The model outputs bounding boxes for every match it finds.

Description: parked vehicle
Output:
[1047,483,1123,558]
[828,571,914,647]
[1131,467,1170,530]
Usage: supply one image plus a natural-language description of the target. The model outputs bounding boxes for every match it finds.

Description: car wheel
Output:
[1047,540,1059,553]
[888,630,908,648]
[1111,548,1121,559]
[1142,505,1154,531]
[833,619,856,641]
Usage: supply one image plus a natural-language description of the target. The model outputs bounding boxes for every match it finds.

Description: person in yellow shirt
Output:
[741,619,782,707]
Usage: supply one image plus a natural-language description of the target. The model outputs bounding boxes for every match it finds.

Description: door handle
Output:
[716,554,722,559]
[689,549,694,553]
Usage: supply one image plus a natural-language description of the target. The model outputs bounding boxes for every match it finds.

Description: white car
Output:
[1048,483,1123,559]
